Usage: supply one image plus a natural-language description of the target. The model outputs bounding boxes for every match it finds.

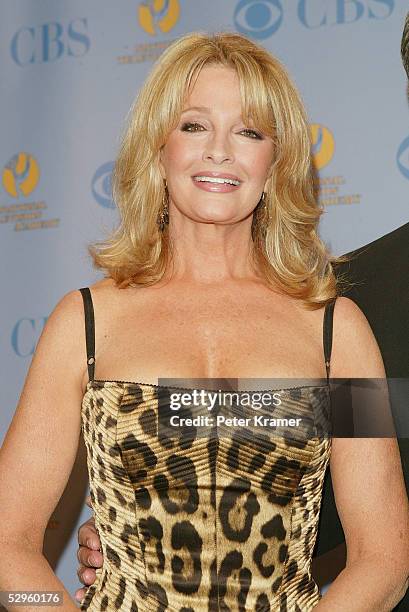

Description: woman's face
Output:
[158,64,275,227]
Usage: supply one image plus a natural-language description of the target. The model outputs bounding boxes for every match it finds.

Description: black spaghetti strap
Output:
[79,287,95,382]
[323,298,336,384]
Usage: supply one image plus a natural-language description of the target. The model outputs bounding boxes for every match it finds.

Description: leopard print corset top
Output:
[78,288,335,612]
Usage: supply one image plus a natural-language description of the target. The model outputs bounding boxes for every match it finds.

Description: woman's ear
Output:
[158,147,166,181]
[264,167,273,188]
[266,159,274,182]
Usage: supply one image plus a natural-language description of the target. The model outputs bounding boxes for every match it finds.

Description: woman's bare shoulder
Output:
[331,296,385,378]
[88,277,118,292]
[333,295,368,326]
[86,277,131,305]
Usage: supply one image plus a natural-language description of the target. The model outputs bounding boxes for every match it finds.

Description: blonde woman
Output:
[1,32,408,612]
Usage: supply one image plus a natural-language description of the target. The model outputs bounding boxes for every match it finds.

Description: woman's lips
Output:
[191,177,241,192]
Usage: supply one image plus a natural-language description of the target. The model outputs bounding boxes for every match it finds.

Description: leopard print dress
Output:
[78,287,335,612]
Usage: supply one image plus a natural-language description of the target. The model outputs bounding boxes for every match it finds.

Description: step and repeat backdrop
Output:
[1,0,409,603]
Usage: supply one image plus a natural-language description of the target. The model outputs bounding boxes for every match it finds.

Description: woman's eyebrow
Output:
[181,106,211,114]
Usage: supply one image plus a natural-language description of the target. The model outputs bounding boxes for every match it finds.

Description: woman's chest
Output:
[93,293,326,384]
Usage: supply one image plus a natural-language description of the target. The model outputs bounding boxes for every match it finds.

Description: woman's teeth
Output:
[193,176,240,186]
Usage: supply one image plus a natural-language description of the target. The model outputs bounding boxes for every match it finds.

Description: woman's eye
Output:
[241,129,262,139]
[180,122,263,140]
[181,122,204,132]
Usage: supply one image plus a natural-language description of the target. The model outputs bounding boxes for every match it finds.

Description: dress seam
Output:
[275,434,318,603]
[116,386,176,612]
[115,385,151,610]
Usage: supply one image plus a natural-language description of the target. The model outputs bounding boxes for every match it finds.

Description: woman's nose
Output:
[203,136,234,164]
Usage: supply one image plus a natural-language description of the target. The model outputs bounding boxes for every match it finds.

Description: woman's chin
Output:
[187,206,241,224]
[193,214,238,225]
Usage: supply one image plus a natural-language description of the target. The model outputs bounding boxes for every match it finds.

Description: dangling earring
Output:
[157,179,169,231]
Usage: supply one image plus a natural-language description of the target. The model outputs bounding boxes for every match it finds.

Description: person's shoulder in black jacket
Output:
[338,221,409,377]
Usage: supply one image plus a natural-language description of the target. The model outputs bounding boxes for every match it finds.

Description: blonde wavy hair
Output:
[88,31,348,309]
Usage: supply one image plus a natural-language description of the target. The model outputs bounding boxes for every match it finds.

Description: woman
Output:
[0,31,408,612]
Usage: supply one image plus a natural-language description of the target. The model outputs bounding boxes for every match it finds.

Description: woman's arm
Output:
[0,290,88,611]
[314,297,409,611]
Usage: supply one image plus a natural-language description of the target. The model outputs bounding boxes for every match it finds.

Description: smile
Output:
[192,176,241,192]
[193,176,240,186]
